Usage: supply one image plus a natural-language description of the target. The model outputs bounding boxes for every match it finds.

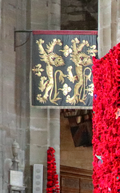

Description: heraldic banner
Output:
[32,30,98,108]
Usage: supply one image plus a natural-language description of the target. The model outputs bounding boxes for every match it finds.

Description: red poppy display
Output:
[47,147,60,193]
[92,43,120,192]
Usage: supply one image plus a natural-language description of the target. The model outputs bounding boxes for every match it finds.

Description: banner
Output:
[32,30,98,108]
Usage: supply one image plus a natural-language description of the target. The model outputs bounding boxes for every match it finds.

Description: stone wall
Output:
[0,0,30,193]
[117,0,120,43]
[31,0,61,30]
[98,0,119,57]
[61,0,98,30]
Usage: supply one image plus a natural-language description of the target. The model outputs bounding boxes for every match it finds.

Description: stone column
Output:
[30,0,61,192]
[49,109,60,175]
[117,0,120,43]
[98,0,118,57]
[48,0,61,30]
[0,0,31,192]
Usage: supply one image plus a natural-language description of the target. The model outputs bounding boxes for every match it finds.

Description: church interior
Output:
[0,0,120,193]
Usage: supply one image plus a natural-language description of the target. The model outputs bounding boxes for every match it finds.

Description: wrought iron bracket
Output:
[14,29,32,51]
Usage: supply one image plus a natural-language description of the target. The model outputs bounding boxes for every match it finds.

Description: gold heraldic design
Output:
[32,37,97,105]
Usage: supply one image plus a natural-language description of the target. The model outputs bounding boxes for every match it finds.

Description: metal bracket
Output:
[14,30,32,51]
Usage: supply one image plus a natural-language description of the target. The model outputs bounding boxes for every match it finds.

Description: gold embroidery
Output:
[87,45,98,56]
[32,64,44,76]
[32,37,98,105]
[67,66,75,83]
[60,45,72,57]
[86,83,94,96]
[34,39,66,105]
[62,38,95,105]
[59,83,72,96]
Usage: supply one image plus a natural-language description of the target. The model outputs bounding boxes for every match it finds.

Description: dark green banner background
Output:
[32,30,98,109]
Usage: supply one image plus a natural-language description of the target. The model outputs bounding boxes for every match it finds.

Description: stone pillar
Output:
[111,0,117,48]
[98,0,118,57]
[49,109,60,175]
[0,0,31,192]
[48,0,61,30]
[117,0,120,43]
[30,0,61,192]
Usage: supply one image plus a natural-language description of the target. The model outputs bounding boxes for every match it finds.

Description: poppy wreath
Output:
[92,43,120,192]
[46,147,60,193]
